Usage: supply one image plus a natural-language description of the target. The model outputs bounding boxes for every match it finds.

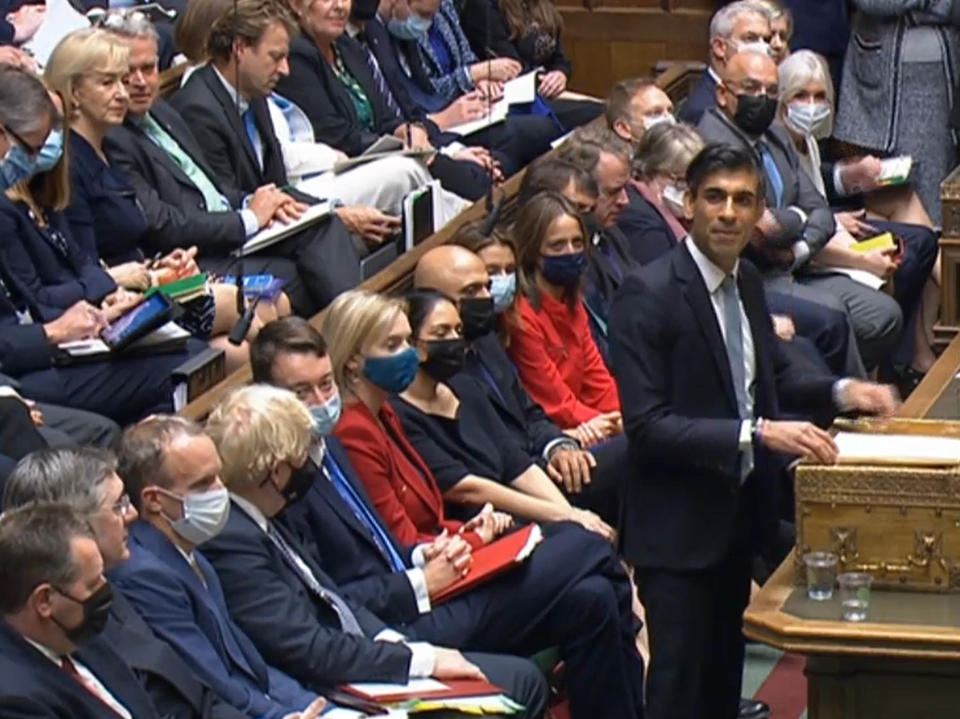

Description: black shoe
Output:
[739,698,771,718]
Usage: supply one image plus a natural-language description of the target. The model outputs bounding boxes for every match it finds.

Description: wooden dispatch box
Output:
[795,418,960,593]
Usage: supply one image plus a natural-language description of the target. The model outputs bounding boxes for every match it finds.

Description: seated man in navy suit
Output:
[2,446,249,719]
[676,0,773,125]
[108,416,325,719]
[240,320,645,719]
[0,503,161,719]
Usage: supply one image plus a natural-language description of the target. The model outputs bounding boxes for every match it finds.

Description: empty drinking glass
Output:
[838,572,873,621]
[803,551,838,601]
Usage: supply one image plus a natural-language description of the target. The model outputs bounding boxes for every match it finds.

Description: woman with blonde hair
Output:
[47,28,290,372]
[778,48,940,385]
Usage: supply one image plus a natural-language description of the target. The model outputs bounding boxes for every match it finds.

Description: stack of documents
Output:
[447,69,542,137]
[833,431,960,466]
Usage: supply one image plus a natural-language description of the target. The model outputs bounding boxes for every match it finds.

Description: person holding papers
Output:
[47,28,291,373]
[776,49,940,389]
[102,10,355,316]
[206,380,646,719]
[196,388,550,717]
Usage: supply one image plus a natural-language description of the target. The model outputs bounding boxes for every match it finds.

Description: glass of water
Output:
[803,551,838,600]
[838,572,873,621]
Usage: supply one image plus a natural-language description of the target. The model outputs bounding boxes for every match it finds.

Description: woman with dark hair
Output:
[506,192,622,445]
[451,219,518,340]
[394,288,613,535]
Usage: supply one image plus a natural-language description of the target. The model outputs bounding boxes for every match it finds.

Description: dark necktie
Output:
[758,141,784,208]
[265,522,364,635]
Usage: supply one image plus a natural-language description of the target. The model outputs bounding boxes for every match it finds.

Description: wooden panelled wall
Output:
[559,0,712,97]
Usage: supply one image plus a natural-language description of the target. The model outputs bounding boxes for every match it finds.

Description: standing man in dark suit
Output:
[2,447,249,719]
[609,144,898,719]
[0,503,162,719]
[676,0,772,125]
[102,11,357,316]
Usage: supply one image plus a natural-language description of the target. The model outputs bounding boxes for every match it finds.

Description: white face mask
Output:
[642,113,676,131]
[160,486,230,546]
[661,183,687,219]
[785,101,832,138]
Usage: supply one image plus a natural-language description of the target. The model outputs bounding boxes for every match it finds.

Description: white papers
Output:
[878,155,912,186]
[446,69,542,137]
[238,201,332,256]
[551,130,574,149]
[516,523,543,561]
[834,431,960,466]
[58,321,189,357]
[817,267,886,291]
[347,678,447,698]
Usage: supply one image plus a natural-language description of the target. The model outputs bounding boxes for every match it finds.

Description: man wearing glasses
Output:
[697,49,902,375]
[2,447,250,719]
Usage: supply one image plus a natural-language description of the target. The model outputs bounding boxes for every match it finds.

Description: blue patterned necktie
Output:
[361,40,404,122]
[242,108,264,170]
[719,274,753,481]
[758,141,784,208]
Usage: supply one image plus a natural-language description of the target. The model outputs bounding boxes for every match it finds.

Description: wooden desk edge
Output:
[743,557,960,660]
[896,331,960,419]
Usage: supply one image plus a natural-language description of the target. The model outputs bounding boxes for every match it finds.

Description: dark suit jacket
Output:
[104,100,248,256]
[110,521,314,719]
[64,130,149,267]
[616,184,678,266]
[106,591,246,719]
[276,33,404,158]
[697,108,836,266]
[170,65,290,197]
[0,619,161,719]
[464,332,566,458]
[0,395,46,461]
[458,0,572,75]
[281,438,421,626]
[0,199,116,319]
[0,253,62,374]
[200,500,413,687]
[676,69,717,126]
[608,243,835,570]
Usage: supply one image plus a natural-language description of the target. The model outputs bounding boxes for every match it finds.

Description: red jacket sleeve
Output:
[335,406,437,547]
[507,298,605,429]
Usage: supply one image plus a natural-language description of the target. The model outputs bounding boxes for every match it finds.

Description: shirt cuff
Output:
[410,544,428,568]
[786,205,808,224]
[791,240,811,270]
[460,67,474,91]
[404,568,431,614]
[832,378,854,411]
[440,141,466,157]
[833,163,849,196]
[374,628,406,643]
[542,437,580,462]
[406,642,436,678]
[239,209,259,238]
[738,420,752,450]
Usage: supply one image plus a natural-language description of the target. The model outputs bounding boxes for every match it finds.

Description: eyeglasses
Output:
[723,80,779,99]
[0,123,42,157]
[109,494,134,517]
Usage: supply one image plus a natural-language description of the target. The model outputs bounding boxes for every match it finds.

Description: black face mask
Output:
[350,0,378,22]
[52,583,113,646]
[459,297,496,341]
[280,461,316,505]
[422,338,467,381]
[733,93,778,137]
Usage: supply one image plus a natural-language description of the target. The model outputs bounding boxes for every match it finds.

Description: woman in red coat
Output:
[325,288,511,548]
[506,193,623,446]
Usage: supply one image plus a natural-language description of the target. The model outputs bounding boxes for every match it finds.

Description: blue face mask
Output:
[34,128,64,174]
[362,346,421,393]
[309,392,342,437]
[540,252,587,287]
[0,136,37,190]
[387,13,432,40]
[489,272,516,313]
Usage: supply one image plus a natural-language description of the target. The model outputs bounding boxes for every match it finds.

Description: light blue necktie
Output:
[758,142,784,208]
[242,108,264,170]
[720,275,753,482]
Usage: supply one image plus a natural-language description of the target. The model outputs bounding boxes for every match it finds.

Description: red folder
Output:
[432,523,543,604]
[341,678,505,704]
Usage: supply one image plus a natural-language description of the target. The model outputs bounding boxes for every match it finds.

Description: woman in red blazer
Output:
[506,193,623,446]
[325,288,511,548]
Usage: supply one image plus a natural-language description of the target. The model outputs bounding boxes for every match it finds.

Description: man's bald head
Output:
[414,245,492,301]
[717,50,779,132]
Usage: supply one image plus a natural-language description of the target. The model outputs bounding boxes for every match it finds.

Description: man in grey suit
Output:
[697,50,901,373]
